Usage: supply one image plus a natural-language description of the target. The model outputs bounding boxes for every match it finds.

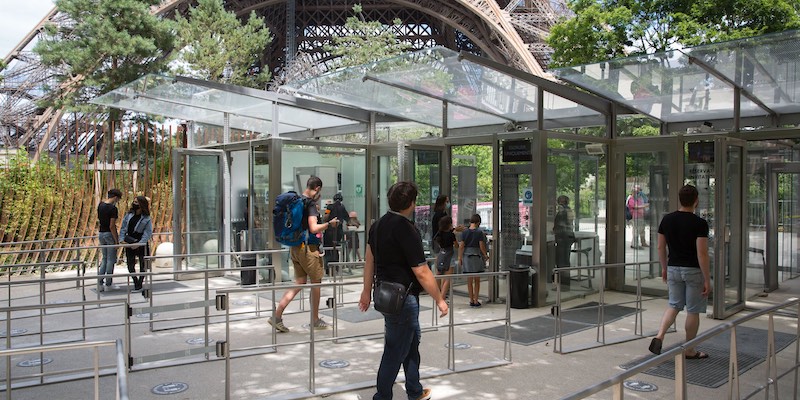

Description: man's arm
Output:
[110,217,119,243]
[308,214,338,235]
[358,244,375,312]
[696,237,711,296]
[657,233,668,282]
[411,263,448,317]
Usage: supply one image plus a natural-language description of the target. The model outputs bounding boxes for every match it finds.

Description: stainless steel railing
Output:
[214,270,512,400]
[0,338,129,400]
[561,298,799,400]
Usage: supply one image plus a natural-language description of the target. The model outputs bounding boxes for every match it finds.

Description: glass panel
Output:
[251,146,271,282]
[724,145,745,311]
[411,149,441,252]
[626,151,670,290]
[777,172,800,281]
[281,144,368,280]
[684,145,715,288]
[548,140,606,299]
[185,154,221,269]
[499,162,531,305]
[451,145,493,301]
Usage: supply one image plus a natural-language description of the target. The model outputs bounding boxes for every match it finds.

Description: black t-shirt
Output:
[97,202,118,232]
[368,212,427,295]
[431,210,447,237]
[436,230,456,249]
[302,195,321,245]
[323,201,348,244]
[657,211,709,268]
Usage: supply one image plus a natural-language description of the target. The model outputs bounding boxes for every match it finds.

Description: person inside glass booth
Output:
[553,195,575,289]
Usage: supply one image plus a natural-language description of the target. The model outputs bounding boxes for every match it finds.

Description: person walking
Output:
[458,214,489,307]
[118,196,153,292]
[268,176,340,332]
[323,193,349,268]
[97,188,122,291]
[434,216,457,298]
[627,185,650,249]
[358,181,447,400]
[648,184,711,360]
[553,195,576,290]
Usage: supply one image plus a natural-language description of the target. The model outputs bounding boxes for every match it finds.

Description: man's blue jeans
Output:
[374,294,423,400]
[98,232,116,286]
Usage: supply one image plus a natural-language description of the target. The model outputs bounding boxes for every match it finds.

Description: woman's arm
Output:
[140,218,153,243]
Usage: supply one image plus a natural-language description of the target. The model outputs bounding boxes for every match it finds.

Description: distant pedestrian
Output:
[458,214,488,307]
[434,216,457,298]
[119,196,153,292]
[97,188,122,291]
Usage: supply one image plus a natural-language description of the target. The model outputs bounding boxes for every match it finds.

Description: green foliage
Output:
[548,0,800,67]
[173,0,272,88]
[34,0,174,114]
[324,4,411,69]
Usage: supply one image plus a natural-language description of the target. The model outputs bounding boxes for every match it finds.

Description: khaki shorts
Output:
[290,244,323,282]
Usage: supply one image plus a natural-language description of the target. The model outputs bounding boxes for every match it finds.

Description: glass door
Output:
[406,146,443,254]
[766,162,800,292]
[172,149,226,271]
[617,139,676,295]
[713,137,746,318]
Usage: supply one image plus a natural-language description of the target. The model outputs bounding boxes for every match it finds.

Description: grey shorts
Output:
[436,248,454,273]
[667,266,707,314]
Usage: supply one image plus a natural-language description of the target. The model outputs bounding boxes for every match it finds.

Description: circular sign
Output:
[319,359,350,369]
[0,329,28,337]
[152,382,189,395]
[444,342,472,350]
[186,338,214,345]
[18,358,53,367]
[623,380,658,392]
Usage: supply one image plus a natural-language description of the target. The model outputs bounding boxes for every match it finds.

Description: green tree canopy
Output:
[173,0,272,89]
[547,0,800,67]
[324,4,411,69]
[34,0,174,113]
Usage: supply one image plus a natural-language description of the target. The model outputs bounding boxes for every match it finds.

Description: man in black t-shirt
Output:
[97,188,122,291]
[359,181,448,400]
[648,185,711,360]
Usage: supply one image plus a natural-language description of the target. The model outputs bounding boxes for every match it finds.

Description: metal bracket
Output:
[216,340,228,358]
[215,294,228,311]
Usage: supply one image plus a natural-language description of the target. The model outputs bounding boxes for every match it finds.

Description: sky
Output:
[1,0,56,58]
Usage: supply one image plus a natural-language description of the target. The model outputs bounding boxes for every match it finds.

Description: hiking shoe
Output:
[414,388,431,400]
[312,318,330,330]
[268,317,290,333]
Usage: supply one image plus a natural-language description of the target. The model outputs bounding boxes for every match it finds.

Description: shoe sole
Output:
[268,320,289,333]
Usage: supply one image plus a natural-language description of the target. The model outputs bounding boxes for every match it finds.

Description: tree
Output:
[34,0,174,113]
[173,0,272,89]
[547,0,800,67]
[324,4,411,69]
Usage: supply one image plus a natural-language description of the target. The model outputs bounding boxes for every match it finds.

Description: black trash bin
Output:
[240,254,257,286]
[509,266,531,309]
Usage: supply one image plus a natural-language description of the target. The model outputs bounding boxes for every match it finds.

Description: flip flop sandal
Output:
[648,338,662,355]
[685,351,709,359]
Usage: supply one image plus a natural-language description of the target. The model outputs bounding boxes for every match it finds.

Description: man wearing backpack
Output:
[269,176,340,332]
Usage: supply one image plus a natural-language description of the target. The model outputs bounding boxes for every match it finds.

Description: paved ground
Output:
[0,265,797,400]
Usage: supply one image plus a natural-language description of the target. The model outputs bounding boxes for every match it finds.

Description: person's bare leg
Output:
[439,269,452,296]
[310,282,322,321]
[467,277,475,303]
[274,278,306,319]
[684,312,700,355]
[473,277,480,302]
[656,307,679,340]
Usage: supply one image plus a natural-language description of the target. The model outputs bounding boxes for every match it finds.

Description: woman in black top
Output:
[430,194,449,253]
[434,216,457,298]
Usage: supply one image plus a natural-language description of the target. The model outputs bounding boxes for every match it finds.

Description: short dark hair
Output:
[470,213,481,224]
[387,181,418,211]
[333,193,343,202]
[307,176,322,190]
[438,215,452,231]
[679,184,699,207]
[108,188,122,199]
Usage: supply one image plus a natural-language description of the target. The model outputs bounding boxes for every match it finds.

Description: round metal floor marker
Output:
[0,328,28,337]
[134,313,158,319]
[444,342,472,350]
[18,358,53,367]
[232,300,253,306]
[319,359,350,369]
[623,380,658,392]
[152,382,189,395]
[186,338,214,345]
